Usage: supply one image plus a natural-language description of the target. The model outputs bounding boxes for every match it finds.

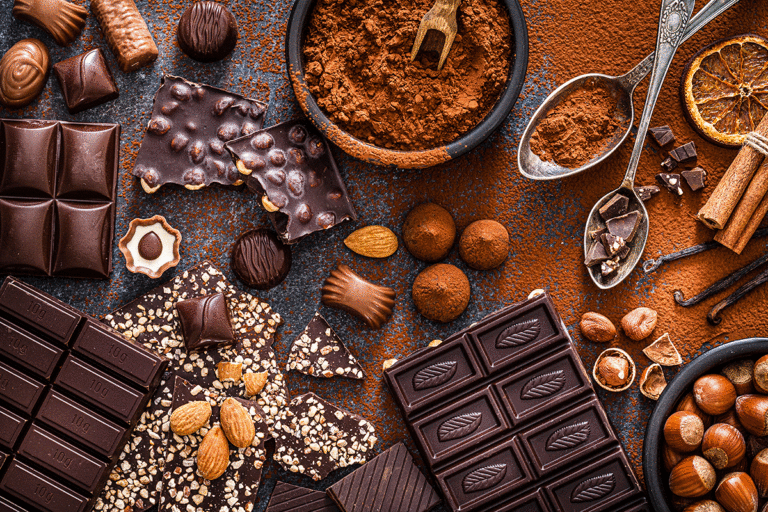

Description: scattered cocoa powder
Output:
[302,0,512,150]
[530,79,622,168]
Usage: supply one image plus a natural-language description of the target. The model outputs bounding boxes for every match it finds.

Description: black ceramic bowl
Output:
[285,0,529,169]
[644,338,768,512]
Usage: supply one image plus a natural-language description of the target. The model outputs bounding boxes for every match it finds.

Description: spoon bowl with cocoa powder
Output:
[518,0,739,181]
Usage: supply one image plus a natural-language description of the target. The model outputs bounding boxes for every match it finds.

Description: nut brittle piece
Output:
[287,312,364,379]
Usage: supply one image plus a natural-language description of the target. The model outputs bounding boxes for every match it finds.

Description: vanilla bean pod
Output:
[708,266,768,325]
[674,251,768,307]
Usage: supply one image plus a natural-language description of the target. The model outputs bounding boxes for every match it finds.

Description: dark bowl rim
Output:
[643,337,768,512]
[285,0,530,169]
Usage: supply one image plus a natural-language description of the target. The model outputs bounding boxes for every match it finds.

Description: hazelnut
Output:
[747,435,768,460]
[753,356,768,394]
[683,501,725,512]
[592,348,635,392]
[750,449,768,498]
[715,472,758,512]
[722,359,756,396]
[715,410,747,438]
[639,363,667,400]
[694,374,737,415]
[580,312,617,342]
[701,423,746,470]
[665,411,705,452]
[736,395,768,436]
[669,456,716,497]
[678,392,713,429]
[621,307,658,341]
[664,442,685,472]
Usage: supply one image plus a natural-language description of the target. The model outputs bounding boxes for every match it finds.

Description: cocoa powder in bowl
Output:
[302,0,513,151]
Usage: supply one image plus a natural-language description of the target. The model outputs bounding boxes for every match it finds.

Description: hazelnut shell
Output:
[736,395,768,437]
[640,363,667,400]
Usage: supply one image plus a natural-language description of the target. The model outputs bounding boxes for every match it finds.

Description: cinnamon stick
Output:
[715,160,768,253]
[729,191,768,254]
[698,114,768,229]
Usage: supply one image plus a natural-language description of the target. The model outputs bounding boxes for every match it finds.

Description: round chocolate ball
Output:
[459,219,510,270]
[402,203,456,262]
[231,229,292,290]
[412,264,470,323]
[177,1,239,62]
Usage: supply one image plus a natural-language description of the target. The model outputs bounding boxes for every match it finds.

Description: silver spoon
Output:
[518,0,739,181]
[584,0,695,290]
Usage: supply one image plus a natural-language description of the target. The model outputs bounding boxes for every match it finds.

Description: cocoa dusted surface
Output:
[3,0,768,511]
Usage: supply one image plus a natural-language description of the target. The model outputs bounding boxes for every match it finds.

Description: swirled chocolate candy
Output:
[0,39,49,108]
[177,1,239,62]
[133,76,267,193]
[53,49,118,114]
[321,264,396,328]
[231,228,291,289]
[12,0,87,46]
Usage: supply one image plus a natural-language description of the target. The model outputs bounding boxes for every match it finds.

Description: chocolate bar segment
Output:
[0,277,82,343]
[0,319,62,380]
[0,407,26,449]
[496,490,549,512]
[0,496,26,512]
[266,481,339,512]
[0,459,88,512]
[0,361,46,415]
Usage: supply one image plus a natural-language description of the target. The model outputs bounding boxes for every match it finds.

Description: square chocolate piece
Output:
[176,292,235,352]
[648,125,675,146]
[681,167,707,191]
[598,194,628,221]
[53,49,119,114]
[132,75,267,192]
[227,119,357,243]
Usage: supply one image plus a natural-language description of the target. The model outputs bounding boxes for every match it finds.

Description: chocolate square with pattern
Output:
[0,198,54,275]
[412,387,509,468]
[545,449,642,512]
[227,119,357,243]
[53,201,113,278]
[175,292,235,352]
[384,335,483,417]
[0,120,58,197]
[435,437,531,512]
[496,490,550,512]
[0,318,63,379]
[57,124,119,201]
[468,295,566,373]
[518,398,616,476]
[494,347,590,425]
[53,49,119,115]
[0,361,46,415]
[0,459,89,512]
[133,75,267,192]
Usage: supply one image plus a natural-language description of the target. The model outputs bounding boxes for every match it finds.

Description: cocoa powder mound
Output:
[302,0,512,150]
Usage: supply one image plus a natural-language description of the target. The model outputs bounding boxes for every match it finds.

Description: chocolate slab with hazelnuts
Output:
[384,291,648,512]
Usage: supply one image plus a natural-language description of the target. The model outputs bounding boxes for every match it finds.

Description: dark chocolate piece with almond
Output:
[649,125,675,146]
[287,312,364,379]
[602,258,620,276]
[601,232,626,257]
[635,185,660,201]
[599,193,629,221]
[682,167,707,191]
[657,173,684,195]
[661,157,678,172]
[321,264,396,329]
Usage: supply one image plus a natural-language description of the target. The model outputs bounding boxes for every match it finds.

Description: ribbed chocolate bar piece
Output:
[384,292,648,512]
[0,276,167,512]
[327,443,441,512]
[266,481,339,512]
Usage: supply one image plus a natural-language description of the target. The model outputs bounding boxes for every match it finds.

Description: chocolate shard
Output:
[600,233,626,257]
[656,173,684,195]
[584,240,609,267]
[321,264,396,329]
[669,141,697,164]
[176,292,235,352]
[649,125,675,146]
[598,194,629,221]
[617,244,631,260]
[266,481,339,512]
[589,227,608,240]
[53,48,119,114]
[606,211,642,243]
[601,258,620,276]
[287,312,365,379]
[681,166,707,191]
[634,185,660,202]
[327,443,441,512]
[660,157,677,172]
[12,0,87,46]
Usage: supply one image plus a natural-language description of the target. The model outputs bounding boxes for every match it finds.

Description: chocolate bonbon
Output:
[321,264,396,328]
[266,481,339,512]
[0,39,49,108]
[118,215,182,279]
[227,119,357,243]
[53,48,119,114]
[328,442,441,512]
[384,292,648,512]
[231,228,292,289]
[12,0,87,46]
[177,1,239,62]
[133,76,267,193]
[0,276,167,512]
[90,0,158,72]
[287,312,365,379]
[176,292,235,352]
[0,119,119,279]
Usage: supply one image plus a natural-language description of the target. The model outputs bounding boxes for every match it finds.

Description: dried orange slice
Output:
[681,34,768,148]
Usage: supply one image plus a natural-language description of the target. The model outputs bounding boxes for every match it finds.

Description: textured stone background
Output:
[3,0,768,510]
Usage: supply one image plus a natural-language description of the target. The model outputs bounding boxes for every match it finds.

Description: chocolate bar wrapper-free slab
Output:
[266,481,339,512]
[384,291,648,512]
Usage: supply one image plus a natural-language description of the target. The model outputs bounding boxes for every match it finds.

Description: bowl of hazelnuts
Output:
[644,338,768,512]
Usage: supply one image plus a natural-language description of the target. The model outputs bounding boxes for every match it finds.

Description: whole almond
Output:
[197,425,229,480]
[244,371,268,397]
[621,307,658,341]
[580,312,616,342]
[170,401,212,436]
[220,398,255,448]
[344,226,398,258]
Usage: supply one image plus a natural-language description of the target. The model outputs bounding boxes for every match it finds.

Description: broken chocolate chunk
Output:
[670,141,697,165]
[656,173,684,195]
[649,125,675,147]
[635,185,660,202]
[287,312,365,379]
[681,167,707,191]
[589,227,608,240]
[661,157,678,172]
[601,233,626,257]
[607,211,642,243]
[598,193,629,221]
[601,258,620,276]
[585,240,610,267]
[617,244,631,259]
[176,292,235,352]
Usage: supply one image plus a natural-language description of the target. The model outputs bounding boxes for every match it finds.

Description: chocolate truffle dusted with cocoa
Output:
[412,264,470,323]
[459,219,510,270]
[402,203,456,262]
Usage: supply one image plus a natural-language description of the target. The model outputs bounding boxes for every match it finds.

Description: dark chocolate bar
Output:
[0,119,120,279]
[0,276,167,512]
[266,481,339,512]
[384,292,647,512]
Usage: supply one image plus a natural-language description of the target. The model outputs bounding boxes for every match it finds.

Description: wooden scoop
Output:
[410,0,460,70]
